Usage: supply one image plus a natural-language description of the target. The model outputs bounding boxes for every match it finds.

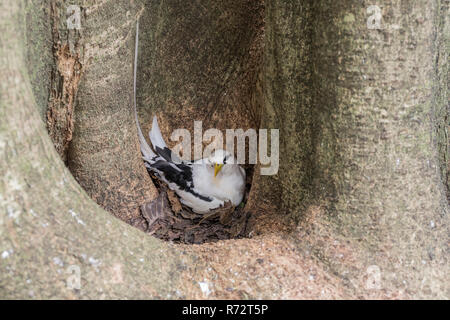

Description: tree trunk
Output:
[0,0,448,299]
[48,0,158,223]
[255,0,449,298]
[136,0,263,157]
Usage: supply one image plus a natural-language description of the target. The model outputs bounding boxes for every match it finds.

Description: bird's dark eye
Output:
[223,155,228,164]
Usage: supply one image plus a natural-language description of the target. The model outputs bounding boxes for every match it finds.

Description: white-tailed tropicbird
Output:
[133,21,245,214]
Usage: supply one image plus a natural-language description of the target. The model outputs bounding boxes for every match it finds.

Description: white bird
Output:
[133,21,245,214]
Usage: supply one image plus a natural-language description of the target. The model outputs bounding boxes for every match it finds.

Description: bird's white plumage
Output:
[143,118,246,213]
[182,149,246,213]
[133,21,245,214]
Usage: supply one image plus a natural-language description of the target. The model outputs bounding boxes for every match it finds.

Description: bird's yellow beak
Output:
[214,163,224,177]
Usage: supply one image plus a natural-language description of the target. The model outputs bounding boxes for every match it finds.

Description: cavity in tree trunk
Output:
[0,0,448,299]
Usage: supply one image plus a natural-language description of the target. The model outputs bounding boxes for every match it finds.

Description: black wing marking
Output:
[153,146,194,183]
[155,146,175,162]
[148,159,212,203]
[155,146,193,166]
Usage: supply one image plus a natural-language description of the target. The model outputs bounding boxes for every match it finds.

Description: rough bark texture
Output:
[251,0,449,298]
[246,1,314,219]
[0,0,448,299]
[45,1,83,164]
[24,0,53,121]
[62,0,158,223]
[434,0,449,201]
[136,0,263,156]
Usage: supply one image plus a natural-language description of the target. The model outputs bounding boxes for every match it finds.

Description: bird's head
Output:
[207,149,237,178]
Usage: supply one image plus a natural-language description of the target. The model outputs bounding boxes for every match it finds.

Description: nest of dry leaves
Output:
[136,175,251,244]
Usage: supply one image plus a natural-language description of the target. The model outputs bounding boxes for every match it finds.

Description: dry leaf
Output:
[140,192,249,244]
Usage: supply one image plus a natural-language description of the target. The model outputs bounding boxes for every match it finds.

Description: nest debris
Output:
[138,190,250,244]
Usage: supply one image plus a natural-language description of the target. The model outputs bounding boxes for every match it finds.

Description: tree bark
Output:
[0,0,448,299]
[25,0,53,121]
[136,0,263,157]
[55,0,158,223]
[254,0,449,298]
